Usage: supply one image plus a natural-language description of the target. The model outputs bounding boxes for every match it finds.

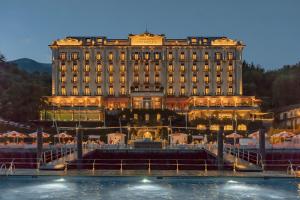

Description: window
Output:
[191,38,197,44]
[192,75,197,83]
[145,114,149,121]
[61,86,66,95]
[60,53,67,60]
[84,75,90,83]
[204,74,209,83]
[157,114,161,121]
[96,52,101,60]
[168,64,174,72]
[84,64,90,72]
[60,63,66,72]
[238,124,247,131]
[168,86,173,95]
[155,52,160,60]
[144,52,149,60]
[205,86,209,95]
[228,52,234,60]
[72,74,78,83]
[155,64,160,71]
[97,86,102,95]
[73,86,78,95]
[224,125,233,131]
[192,52,197,60]
[120,86,126,95]
[120,52,125,61]
[96,75,102,83]
[85,86,90,95]
[134,75,139,83]
[61,75,66,83]
[228,64,233,71]
[215,52,222,60]
[96,64,102,72]
[216,74,222,83]
[145,64,149,72]
[85,52,90,60]
[168,52,173,60]
[228,86,233,95]
[228,74,233,83]
[204,63,209,72]
[109,86,114,95]
[120,64,125,72]
[109,52,113,61]
[71,52,78,60]
[72,63,78,72]
[180,64,185,72]
[120,75,125,84]
[180,74,185,83]
[168,75,173,83]
[192,64,197,71]
[204,52,209,60]
[155,74,160,83]
[216,86,221,95]
[109,64,114,73]
[145,75,149,83]
[180,52,185,60]
[134,52,139,60]
[180,87,185,95]
[216,64,222,72]
[97,38,102,43]
[193,87,197,95]
[109,75,114,83]
[134,64,139,72]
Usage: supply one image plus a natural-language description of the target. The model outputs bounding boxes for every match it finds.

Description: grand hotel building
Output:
[41,32,265,131]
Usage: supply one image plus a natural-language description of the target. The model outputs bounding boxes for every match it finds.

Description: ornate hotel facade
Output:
[41,32,266,132]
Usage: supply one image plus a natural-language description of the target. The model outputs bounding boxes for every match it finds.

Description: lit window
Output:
[193,87,197,95]
[204,63,209,72]
[109,52,113,61]
[157,114,161,121]
[60,53,66,60]
[73,86,78,95]
[228,86,233,95]
[109,75,114,83]
[215,52,221,60]
[228,52,234,60]
[84,75,90,83]
[228,65,233,71]
[191,38,197,44]
[60,63,66,72]
[134,64,139,72]
[85,52,90,60]
[109,64,114,73]
[61,75,66,83]
[224,125,233,131]
[210,124,220,131]
[180,64,185,72]
[145,64,149,72]
[145,75,149,83]
[168,86,173,95]
[168,75,173,83]
[109,86,114,95]
[205,86,210,95]
[216,75,222,83]
[155,64,160,71]
[192,64,197,71]
[216,64,222,71]
[168,52,173,60]
[120,64,125,72]
[61,86,66,95]
[96,64,102,72]
[96,52,101,60]
[180,87,185,95]
[155,52,160,60]
[97,86,102,95]
[204,52,209,60]
[85,86,90,95]
[238,124,247,131]
[155,74,160,83]
[96,75,102,83]
[71,52,78,60]
[134,75,139,83]
[144,52,149,60]
[192,75,197,83]
[192,52,197,60]
[216,86,221,95]
[120,52,125,61]
[204,75,209,83]
[84,64,90,72]
[180,52,185,60]
[72,75,77,83]
[168,64,174,72]
[134,52,139,60]
[120,75,125,84]
[120,86,126,95]
[145,114,150,121]
[228,75,233,83]
[72,64,78,72]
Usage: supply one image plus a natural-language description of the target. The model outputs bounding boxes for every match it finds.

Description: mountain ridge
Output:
[9,58,51,73]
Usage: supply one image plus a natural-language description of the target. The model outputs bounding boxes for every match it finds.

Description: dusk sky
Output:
[1,0,299,69]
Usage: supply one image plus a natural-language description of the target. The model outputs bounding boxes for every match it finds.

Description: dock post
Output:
[217,126,224,170]
[76,126,83,170]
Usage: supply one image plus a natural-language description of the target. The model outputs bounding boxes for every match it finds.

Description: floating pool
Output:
[0,176,299,200]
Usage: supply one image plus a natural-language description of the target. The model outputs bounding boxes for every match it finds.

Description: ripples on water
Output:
[0,177,299,200]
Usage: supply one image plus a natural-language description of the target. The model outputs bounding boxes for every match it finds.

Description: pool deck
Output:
[1,169,297,178]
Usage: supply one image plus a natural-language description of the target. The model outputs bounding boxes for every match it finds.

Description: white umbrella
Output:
[29,131,50,138]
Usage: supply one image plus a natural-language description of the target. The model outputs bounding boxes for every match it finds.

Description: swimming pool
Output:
[0,176,299,200]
